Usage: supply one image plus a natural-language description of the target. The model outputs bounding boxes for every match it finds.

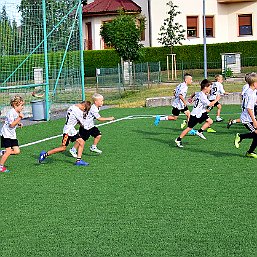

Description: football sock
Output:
[160,116,168,121]
[43,152,49,158]
[177,137,182,141]
[232,120,237,124]
[76,157,81,162]
[198,129,203,133]
[91,145,96,149]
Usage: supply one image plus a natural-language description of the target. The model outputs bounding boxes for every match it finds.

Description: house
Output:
[83,0,257,50]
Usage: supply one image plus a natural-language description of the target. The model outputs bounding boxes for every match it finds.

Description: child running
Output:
[175,79,220,148]
[154,73,192,129]
[209,74,229,122]
[234,72,257,158]
[227,72,256,128]
[69,93,115,157]
[38,101,91,166]
[0,96,24,172]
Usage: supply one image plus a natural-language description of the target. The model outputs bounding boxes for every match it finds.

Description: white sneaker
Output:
[0,150,6,156]
[196,131,206,140]
[90,146,102,154]
[175,139,183,148]
[216,117,223,122]
[69,148,77,158]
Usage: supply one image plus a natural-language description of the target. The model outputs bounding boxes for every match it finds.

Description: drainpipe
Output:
[147,0,152,47]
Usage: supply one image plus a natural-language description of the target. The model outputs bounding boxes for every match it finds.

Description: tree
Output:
[100,11,145,62]
[158,1,185,53]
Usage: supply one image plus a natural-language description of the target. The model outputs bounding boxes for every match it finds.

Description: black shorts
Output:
[79,126,101,141]
[1,136,19,148]
[172,106,189,117]
[62,133,80,147]
[187,112,210,128]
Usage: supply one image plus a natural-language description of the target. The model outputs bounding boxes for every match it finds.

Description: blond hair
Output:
[10,95,24,107]
[92,93,103,102]
[215,74,223,81]
[246,72,257,85]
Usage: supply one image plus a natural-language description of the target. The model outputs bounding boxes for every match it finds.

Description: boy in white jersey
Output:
[234,73,257,158]
[38,101,91,166]
[69,93,115,157]
[227,73,257,128]
[0,96,24,172]
[209,74,228,122]
[175,79,220,148]
[154,73,192,129]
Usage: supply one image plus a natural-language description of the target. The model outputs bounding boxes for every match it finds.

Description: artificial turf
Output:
[0,105,256,257]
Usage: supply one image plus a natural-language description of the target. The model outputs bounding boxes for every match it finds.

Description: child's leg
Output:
[71,141,79,151]
[92,135,102,146]
[178,127,192,139]
[0,147,12,166]
[248,134,257,153]
[216,104,222,117]
[184,110,190,122]
[47,145,67,156]
[76,138,85,160]
[200,118,213,131]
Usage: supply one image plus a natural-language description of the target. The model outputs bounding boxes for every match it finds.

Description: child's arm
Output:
[207,95,221,109]
[247,108,257,130]
[10,113,24,128]
[179,94,187,107]
[188,92,195,103]
[96,116,115,122]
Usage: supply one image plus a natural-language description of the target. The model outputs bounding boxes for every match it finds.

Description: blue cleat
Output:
[188,129,197,135]
[75,160,89,166]
[154,115,161,126]
[38,151,47,163]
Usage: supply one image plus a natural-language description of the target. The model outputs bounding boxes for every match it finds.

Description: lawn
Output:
[0,105,256,257]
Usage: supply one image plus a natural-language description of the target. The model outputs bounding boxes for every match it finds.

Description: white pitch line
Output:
[20,115,134,148]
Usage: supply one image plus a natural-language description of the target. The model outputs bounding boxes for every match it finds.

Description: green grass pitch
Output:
[0,105,257,257]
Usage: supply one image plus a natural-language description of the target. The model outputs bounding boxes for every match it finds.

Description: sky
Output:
[0,0,21,25]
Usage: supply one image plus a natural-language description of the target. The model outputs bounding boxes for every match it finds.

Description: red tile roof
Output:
[83,0,141,16]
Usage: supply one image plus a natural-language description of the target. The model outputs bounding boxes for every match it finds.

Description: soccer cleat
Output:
[175,139,183,148]
[90,146,102,154]
[234,133,241,149]
[245,152,257,158]
[75,160,89,166]
[0,150,6,156]
[227,119,233,129]
[188,129,197,135]
[154,115,161,126]
[0,166,10,173]
[207,127,216,133]
[69,148,78,158]
[196,131,206,139]
[216,117,223,122]
[180,120,187,129]
[38,151,47,163]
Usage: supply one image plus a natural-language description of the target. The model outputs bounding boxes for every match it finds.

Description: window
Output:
[238,14,252,36]
[187,16,198,37]
[203,16,214,37]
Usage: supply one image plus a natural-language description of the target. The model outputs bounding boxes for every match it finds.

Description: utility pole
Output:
[203,0,207,78]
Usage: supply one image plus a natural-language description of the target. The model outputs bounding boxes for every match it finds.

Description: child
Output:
[227,73,256,128]
[0,96,24,172]
[175,79,220,148]
[209,74,229,122]
[38,101,91,166]
[234,73,257,158]
[154,73,192,129]
[69,93,115,157]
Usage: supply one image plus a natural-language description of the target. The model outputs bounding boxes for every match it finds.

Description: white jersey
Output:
[83,104,101,130]
[209,82,225,101]
[241,83,249,96]
[191,91,210,118]
[240,88,257,124]
[172,82,188,110]
[1,108,19,139]
[63,105,84,136]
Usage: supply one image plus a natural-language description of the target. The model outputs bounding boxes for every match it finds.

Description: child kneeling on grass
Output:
[69,93,115,157]
[0,96,24,173]
[38,101,91,166]
[175,79,220,148]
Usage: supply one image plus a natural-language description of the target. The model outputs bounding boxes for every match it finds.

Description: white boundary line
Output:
[20,115,149,148]
[19,112,241,148]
